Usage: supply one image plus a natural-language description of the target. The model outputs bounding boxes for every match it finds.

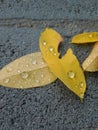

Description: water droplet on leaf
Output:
[36,80,40,83]
[41,74,44,78]
[43,41,47,45]
[6,67,12,72]
[80,82,84,87]
[4,78,10,83]
[17,70,21,73]
[21,72,29,79]
[49,47,54,52]
[26,64,29,67]
[75,85,78,88]
[80,93,84,102]
[54,53,57,56]
[67,71,75,79]
[32,60,37,65]
[88,34,93,38]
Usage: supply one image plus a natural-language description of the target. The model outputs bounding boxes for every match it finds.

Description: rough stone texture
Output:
[0,0,98,20]
[0,0,98,130]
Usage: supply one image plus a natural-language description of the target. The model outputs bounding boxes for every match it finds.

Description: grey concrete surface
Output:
[0,0,98,130]
[0,0,98,20]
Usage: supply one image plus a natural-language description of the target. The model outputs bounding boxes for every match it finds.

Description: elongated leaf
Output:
[82,42,98,71]
[39,28,86,101]
[0,52,57,88]
[72,32,98,44]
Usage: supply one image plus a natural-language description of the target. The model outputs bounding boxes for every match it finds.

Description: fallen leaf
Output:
[82,42,98,71]
[72,32,98,44]
[39,28,86,101]
[0,52,57,88]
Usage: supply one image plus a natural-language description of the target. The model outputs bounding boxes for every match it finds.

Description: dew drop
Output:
[20,85,23,89]
[26,64,29,67]
[43,41,47,45]
[6,67,12,72]
[75,85,78,88]
[49,47,54,52]
[48,78,51,81]
[4,78,10,83]
[67,71,75,79]
[21,72,29,79]
[80,82,84,88]
[41,74,44,78]
[17,70,21,73]
[36,80,40,83]
[80,93,84,102]
[54,53,57,56]
[32,60,37,65]
[88,34,92,38]
[41,61,44,65]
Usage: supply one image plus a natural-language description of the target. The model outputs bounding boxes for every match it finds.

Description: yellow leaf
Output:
[39,28,86,100]
[72,32,98,44]
[0,52,57,89]
[82,42,98,72]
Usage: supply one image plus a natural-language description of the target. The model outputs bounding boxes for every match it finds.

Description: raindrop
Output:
[67,71,75,79]
[88,34,92,38]
[79,82,84,88]
[17,70,21,73]
[32,60,37,65]
[4,78,10,83]
[26,64,29,67]
[80,93,84,101]
[54,53,57,56]
[6,67,12,72]
[41,61,44,65]
[48,78,51,81]
[43,41,47,45]
[20,85,23,89]
[36,80,40,83]
[75,85,78,88]
[21,72,29,79]
[49,47,54,52]
[41,74,44,78]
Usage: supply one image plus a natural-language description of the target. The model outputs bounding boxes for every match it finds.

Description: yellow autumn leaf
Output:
[39,28,86,100]
[0,52,57,89]
[82,42,98,71]
[72,32,98,44]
